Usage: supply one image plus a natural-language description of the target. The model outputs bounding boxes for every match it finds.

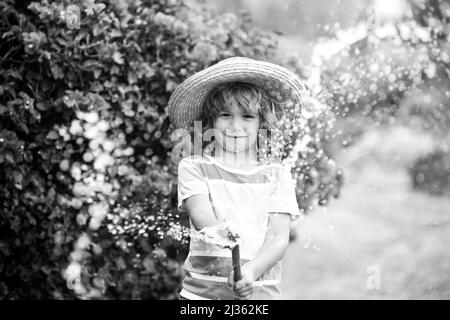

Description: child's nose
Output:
[229,118,245,132]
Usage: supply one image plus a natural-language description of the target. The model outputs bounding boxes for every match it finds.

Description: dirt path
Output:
[281,160,450,299]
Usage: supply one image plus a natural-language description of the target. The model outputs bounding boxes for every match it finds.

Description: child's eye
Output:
[219,113,231,117]
[243,114,255,119]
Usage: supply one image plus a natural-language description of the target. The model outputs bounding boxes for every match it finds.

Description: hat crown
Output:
[167,56,307,130]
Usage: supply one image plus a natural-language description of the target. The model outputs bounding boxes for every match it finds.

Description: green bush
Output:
[0,0,341,299]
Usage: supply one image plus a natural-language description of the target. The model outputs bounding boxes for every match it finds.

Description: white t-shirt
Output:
[177,154,300,300]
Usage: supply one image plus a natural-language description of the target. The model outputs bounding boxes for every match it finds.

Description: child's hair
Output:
[198,82,286,160]
[202,82,283,132]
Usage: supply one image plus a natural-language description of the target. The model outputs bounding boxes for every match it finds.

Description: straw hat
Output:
[157,56,307,136]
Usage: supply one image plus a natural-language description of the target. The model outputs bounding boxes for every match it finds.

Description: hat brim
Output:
[168,57,307,129]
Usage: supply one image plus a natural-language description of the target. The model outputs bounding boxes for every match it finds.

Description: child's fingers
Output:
[234,282,255,299]
[232,278,255,299]
[234,279,252,291]
[236,282,254,293]
[237,286,254,296]
[234,287,254,294]
[237,289,254,300]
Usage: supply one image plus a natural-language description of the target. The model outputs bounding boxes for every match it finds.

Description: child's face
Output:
[213,101,260,156]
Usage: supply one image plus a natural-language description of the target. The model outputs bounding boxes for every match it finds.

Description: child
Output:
[164,57,307,300]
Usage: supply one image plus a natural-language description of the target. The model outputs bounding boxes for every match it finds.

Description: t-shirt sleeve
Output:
[177,157,209,212]
[267,165,301,220]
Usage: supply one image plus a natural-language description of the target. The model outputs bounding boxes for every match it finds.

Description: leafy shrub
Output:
[0,0,341,299]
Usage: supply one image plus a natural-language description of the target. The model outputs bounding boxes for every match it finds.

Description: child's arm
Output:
[228,212,291,299]
[184,194,220,230]
[243,212,291,280]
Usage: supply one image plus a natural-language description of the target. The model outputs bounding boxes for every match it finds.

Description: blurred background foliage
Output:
[316,0,450,193]
[1,0,449,299]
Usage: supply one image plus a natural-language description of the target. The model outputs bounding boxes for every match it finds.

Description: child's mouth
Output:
[225,134,247,139]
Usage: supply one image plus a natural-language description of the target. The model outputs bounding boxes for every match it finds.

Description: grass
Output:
[282,154,450,299]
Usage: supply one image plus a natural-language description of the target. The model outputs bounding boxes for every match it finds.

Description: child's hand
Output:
[228,266,256,300]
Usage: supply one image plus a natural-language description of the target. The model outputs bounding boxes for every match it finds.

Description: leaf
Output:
[111,66,120,74]
[116,257,127,270]
[17,122,29,134]
[7,70,22,81]
[5,86,16,99]
[50,64,64,79]
[47,187,56,203]
[55,37,68,47]
[165,79,178,92]
[36,102,49,111]
[93,277,105,291]
[109,29,122,38]
[26,213,37,226]
[112,51,124,65]
[142,255,155,273]
[39,80,52,92]
[94,69,102,79]
[46,131,59,140]
[93,24,102,36]
[88,93,110,110]
[13,171,23,190]
[40,266,51,275]
[5,152,15,164]
[41,162,52,174]
[0,242,10,256]
[81,60,103,70]
[0,104,7,115]
[127,71,137,84]
[85,0,105,16]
